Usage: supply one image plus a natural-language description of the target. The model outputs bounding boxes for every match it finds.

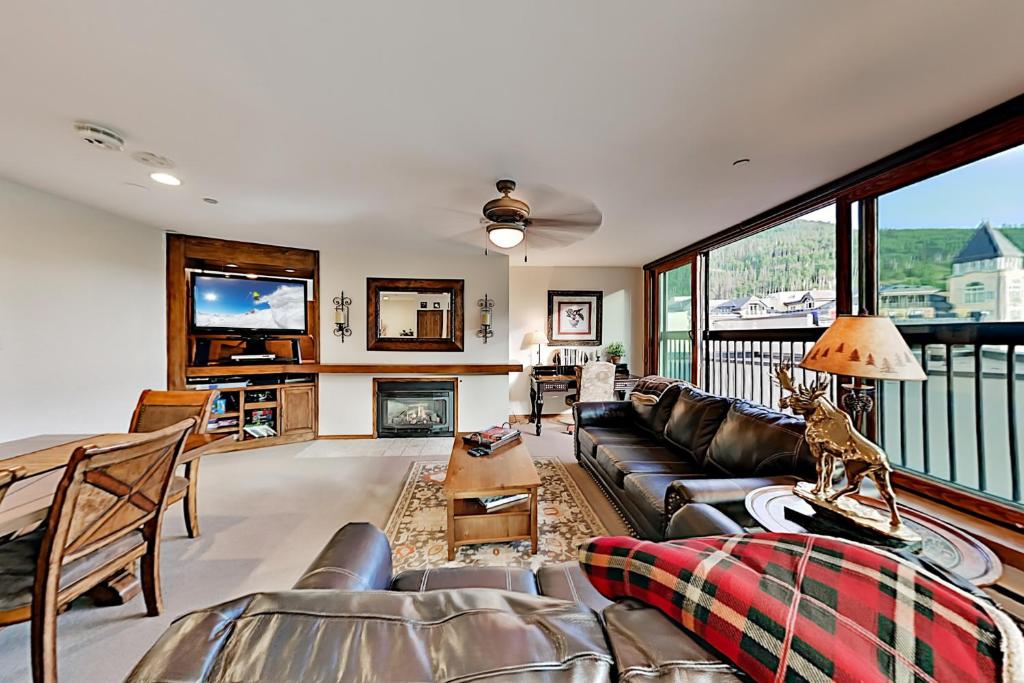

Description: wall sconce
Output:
[333,291,352,341]
[476,294,495,343]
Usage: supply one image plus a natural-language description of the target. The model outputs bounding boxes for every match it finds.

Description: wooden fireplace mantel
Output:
[185,363,524,377]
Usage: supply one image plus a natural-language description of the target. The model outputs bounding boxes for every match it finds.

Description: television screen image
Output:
[192,274,307,333]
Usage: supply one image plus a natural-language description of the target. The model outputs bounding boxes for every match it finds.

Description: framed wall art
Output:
[547,290,602,346]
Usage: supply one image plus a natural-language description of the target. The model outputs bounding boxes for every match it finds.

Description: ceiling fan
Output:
[478,179,602,261]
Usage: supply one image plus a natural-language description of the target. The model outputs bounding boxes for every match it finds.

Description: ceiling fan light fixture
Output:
[487,223,525,249]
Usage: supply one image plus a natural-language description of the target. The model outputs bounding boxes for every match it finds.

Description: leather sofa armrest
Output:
[573,401,631,428]
[292,522,393,590]
[665,503,745,539]
[665,475,800,518]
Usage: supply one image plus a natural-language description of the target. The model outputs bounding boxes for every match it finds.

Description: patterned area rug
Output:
[385,458,609,571]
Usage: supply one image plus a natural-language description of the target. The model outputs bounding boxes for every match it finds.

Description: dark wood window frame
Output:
[643,93,1024,530]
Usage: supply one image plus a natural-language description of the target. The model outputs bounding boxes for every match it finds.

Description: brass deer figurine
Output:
[775,364,904,530]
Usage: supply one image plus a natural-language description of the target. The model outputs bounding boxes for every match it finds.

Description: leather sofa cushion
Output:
[662,386,731,465]
[578,426,657,460]
[629,382,683,437]
[537,562,613,614]
[392,566,538,594]
[0,527,145,611]
[595,444,701,488]
[604,601,741,681]
[126,590,614,683]
[621,473,680,535]
[704,400,816,479]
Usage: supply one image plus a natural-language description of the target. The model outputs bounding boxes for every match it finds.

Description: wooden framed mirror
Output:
[367,278,465,351]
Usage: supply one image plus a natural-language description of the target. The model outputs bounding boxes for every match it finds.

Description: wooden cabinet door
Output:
[280,385,316,436]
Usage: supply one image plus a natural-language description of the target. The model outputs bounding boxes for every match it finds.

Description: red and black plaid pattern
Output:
[580,533,1006,682]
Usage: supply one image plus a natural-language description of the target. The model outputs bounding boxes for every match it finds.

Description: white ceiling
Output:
[1,2,1022,266]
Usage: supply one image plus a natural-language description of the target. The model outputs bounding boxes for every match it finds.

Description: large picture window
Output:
[708,205,837,331]
[657,262,693,381]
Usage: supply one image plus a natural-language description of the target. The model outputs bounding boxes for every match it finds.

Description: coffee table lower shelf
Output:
[445,490,538,560]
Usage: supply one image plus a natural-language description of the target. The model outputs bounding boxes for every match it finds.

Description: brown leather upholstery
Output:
[126,590,615,682]
[665,503,746,539]
[665,476,800,528]
[662,386,732,465]
[0,529,145,610]
[622,473,681,535]
[603,600,741,681]
[293,522,392,590]
[392,566,538,594]
[578,426,657,461]
[704,401,815,478]
[537,562,613,614]
[595,444,702,487]
[575,380,815,540]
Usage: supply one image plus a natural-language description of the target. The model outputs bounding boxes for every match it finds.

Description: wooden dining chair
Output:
[129,390,216,538]
[0,419,195,683]
[0,466,25,508]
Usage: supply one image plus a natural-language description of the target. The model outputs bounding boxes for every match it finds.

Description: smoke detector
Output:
[73,121,125,151]
[132,151,175,169]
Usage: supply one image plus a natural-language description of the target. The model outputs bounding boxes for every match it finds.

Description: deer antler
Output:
[808,372,831,397]
[774,363,797,393]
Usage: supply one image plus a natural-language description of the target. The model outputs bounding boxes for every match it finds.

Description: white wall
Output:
[0,178,166,441]
[508,266,644,415]
[318,249,512,434]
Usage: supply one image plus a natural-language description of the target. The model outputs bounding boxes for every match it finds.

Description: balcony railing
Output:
[701,323,1024,507]
[659,330,693,382]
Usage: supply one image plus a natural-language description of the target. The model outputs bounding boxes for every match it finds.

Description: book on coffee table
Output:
[462,425,521,453]
[477,493,530,511]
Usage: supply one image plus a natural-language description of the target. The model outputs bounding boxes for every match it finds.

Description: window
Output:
[707,205,837,330]
[657,262,693,381]
[878,143,1024,324]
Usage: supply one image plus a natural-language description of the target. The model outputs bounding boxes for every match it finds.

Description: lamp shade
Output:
[524,330,546,346]
[799,315,926,381]
[487,224,525,248]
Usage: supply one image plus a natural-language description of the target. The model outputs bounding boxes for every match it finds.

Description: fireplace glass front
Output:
[376,380,455,437]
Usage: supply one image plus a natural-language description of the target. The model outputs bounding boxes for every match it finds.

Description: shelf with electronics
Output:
[167,234,320,452]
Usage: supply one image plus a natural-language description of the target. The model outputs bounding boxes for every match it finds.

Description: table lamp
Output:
[524,330,546,366]
[799,315,926,431]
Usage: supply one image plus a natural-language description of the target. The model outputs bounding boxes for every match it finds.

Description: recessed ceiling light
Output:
[225,263,238,268]
[245,273,258,279]
[732,158,751,166]
[150,172,182,186]
[202,197,219,205]
[284,268,296,273]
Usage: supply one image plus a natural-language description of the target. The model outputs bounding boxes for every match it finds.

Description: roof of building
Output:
[953,222,1023,264]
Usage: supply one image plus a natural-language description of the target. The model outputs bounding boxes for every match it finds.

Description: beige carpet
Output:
[386,458,609,571]
[0,418,626,682]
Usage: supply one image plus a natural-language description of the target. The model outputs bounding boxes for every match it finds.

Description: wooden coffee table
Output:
[443,438,541,560]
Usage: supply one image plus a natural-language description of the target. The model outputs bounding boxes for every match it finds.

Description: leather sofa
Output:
[574,381,819,539]
[128,521,743,682]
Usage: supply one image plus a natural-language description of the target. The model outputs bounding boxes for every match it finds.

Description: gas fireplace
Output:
[375,379,455,437]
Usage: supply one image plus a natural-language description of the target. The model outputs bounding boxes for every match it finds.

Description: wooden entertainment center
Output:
[166,235,320,452]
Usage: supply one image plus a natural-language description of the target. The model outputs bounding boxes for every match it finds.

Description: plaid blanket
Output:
[630,375,684,405]
[580,533,1023,682]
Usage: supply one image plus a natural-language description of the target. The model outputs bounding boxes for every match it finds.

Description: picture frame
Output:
[547,290,602,346]
[420,301,428,309]
[433,302,441,309]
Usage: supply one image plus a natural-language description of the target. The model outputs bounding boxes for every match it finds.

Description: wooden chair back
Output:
[39,419,195,565]
[129,390,215,435]
[0,466,25,509]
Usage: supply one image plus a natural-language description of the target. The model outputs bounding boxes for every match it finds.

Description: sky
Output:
[879,144,1024,230]
[194,276,303,315]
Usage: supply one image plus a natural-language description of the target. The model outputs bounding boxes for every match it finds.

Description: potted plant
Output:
[604,342,625,364]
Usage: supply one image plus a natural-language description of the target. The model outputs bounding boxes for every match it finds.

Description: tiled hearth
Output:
[297,437,455,459]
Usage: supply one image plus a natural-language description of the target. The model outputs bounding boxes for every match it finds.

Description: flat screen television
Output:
[190,272,308,335]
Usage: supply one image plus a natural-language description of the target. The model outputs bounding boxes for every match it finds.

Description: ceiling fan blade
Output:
[528,215,602,229]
